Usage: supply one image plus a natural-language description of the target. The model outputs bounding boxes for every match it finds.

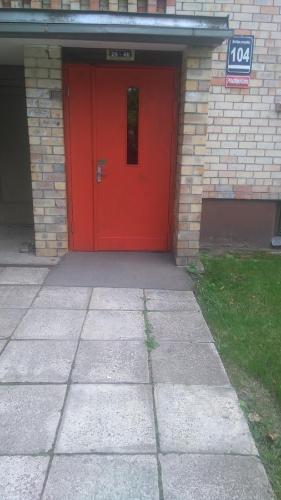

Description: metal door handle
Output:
[96,160,106,183]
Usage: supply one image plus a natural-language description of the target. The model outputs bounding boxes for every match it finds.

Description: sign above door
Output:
[106,49,135,61]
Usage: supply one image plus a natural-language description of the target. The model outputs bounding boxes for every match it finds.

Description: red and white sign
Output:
[225,75,250,88]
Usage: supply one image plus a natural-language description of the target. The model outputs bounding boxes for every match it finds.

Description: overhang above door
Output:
[0,9,233,46]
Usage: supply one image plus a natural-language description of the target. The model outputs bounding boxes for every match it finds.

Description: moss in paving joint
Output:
[143,293,164,500]
[143,302,159,352]
[145,334,160,352]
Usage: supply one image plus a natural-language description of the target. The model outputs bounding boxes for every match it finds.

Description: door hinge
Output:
[65,85,70,97]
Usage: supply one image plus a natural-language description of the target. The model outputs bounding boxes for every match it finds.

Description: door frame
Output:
[63,62,179,252]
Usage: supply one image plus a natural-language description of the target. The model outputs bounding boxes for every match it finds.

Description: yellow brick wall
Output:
[0,0,176,12]
[175,48,212,265]
[176,1,281,201]
[24,46,68,257]
[2,0,280,202]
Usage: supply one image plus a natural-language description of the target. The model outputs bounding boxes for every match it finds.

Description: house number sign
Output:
[226,36,254,75]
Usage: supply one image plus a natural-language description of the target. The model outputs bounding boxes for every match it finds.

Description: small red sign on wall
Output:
[225,75,250,88]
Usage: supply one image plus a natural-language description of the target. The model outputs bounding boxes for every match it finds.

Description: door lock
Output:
[96,159,106,183]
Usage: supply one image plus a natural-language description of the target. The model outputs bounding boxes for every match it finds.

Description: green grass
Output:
[196,252,281,498]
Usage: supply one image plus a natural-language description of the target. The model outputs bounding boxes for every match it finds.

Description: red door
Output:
[64,64,176,251]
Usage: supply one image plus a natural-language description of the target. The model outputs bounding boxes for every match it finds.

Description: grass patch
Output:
[196,252,281,498]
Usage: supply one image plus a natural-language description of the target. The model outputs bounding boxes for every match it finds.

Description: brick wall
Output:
[176,1,281,201]
[3,0,280,203]
[0,0,176,14]
[174,48,212,265]
[24,46,68,257]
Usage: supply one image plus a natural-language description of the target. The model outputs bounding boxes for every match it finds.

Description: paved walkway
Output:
[0,267,273,499]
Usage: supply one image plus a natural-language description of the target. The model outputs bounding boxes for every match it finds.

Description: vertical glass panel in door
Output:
[127,87,139,165]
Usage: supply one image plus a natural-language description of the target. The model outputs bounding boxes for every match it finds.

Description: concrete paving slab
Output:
[0,385,66,453]
[0,281,271,497]
[13,308,86,340]
[81,310,146,340]
[72,341,149,383]
[45,251,192,290]
[148,310,213,342]
[155,384,257,455]
[160,454,274,500]
[56,384,156,453]
[0,340,6,353]
[0,285,39,308]
[90,287,144,310]
[145,289,197,311]
[0,456,49,500]
[0,340,77,382]
[0,267,49,285]
[43,455,159,500]
[0,308,26,338]
[151,343,229,385]
[32,286,91,309]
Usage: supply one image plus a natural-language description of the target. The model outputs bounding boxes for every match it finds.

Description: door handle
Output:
[96,159,106,183]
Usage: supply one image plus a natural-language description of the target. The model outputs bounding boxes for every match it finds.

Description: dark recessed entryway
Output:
[0,65,35,260]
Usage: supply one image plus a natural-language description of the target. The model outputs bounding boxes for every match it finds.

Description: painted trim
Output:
[0,9,233,44]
